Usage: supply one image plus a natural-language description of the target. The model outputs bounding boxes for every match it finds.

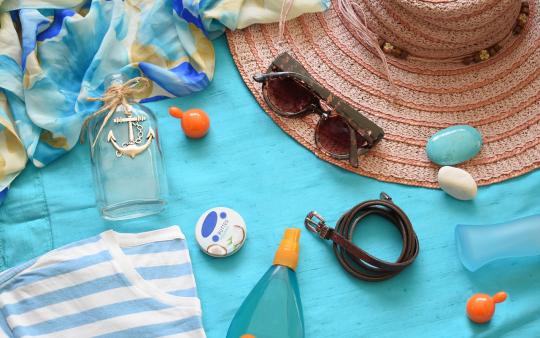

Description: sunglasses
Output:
[253,53,384,167]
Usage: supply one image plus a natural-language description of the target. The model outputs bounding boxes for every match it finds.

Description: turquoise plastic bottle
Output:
[456,214,540,271]
[227,228,304,338]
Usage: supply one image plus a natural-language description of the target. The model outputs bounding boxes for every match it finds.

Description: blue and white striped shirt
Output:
[0,226,205,337]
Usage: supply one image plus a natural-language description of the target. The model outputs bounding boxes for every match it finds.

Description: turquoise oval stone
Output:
[426,125,482,165]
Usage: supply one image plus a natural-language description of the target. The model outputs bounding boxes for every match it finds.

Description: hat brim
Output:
[226,1,540,188]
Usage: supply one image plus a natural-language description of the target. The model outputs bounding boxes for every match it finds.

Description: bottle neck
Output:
[104,73,127,88]
[272,262,294,271]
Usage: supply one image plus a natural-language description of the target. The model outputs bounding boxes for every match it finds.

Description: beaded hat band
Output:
[227,0,540,187]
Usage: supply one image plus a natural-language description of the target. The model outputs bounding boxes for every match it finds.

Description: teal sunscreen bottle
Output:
[227,228,304,338]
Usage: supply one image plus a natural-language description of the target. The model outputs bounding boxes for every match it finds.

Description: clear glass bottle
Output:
[88,74,167,220]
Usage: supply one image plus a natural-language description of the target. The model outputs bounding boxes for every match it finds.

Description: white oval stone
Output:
[438,166,477,200]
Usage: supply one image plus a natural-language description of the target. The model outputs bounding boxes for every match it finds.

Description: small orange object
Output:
[273,228,301,271]
[169,106,210,138]
[466,291,507,324]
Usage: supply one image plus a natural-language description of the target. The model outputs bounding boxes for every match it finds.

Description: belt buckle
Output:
[304,211,330,239]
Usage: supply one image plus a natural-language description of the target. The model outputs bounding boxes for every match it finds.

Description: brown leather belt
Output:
[304,193,419,281]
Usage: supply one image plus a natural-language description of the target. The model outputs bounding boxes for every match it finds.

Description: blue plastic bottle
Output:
[456,214,540,271]
[227,228,304,338]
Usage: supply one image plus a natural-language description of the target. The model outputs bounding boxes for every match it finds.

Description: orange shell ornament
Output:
[466,292,507,324]
[169,106,210,138]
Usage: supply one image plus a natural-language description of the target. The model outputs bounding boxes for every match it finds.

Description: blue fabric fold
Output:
[0,0,330,190]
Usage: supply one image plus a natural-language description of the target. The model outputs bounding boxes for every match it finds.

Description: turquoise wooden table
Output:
[2,36,540,338]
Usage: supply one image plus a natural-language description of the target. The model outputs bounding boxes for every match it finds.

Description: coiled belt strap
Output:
[305,193,419,281]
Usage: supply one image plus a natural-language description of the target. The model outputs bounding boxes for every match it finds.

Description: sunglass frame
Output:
[254,52,385,166]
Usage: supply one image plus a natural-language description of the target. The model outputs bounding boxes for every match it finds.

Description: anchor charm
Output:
[107,115,155,158]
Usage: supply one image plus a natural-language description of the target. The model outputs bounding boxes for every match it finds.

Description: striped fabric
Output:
[0,226,205,338]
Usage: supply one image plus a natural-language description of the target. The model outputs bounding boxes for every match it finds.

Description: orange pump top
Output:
[273,228,301,270]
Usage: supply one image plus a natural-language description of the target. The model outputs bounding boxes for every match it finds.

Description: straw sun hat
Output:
[227,0,540,188]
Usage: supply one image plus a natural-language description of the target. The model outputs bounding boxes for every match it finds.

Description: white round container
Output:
[195,207,247,257]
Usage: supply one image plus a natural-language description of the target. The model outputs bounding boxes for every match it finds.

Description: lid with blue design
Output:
[195,207,247,257]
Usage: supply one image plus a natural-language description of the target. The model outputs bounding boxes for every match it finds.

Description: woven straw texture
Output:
[226,0,540,188]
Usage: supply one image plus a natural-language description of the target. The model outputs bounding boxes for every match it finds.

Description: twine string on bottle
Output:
[80,77,150,149]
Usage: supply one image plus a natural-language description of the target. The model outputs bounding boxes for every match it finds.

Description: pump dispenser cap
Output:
[273,228,300,270]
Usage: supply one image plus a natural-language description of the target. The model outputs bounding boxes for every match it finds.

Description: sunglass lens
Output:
[316,116,368,157]
[264,77,316,115]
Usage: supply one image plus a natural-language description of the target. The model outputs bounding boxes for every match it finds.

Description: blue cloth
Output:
[0,226,204,337]
[0,0,329,191]
[1,37,540,338]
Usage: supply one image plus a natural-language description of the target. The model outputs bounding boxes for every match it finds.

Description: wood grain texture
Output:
[1,36,540,337]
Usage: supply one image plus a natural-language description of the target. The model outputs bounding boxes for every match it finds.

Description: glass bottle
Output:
[88,74,167,220]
